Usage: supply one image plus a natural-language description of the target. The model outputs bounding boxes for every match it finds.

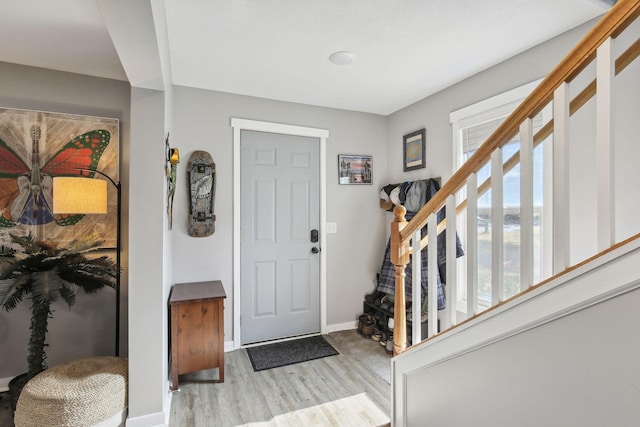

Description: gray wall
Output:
[567,21,640,261]
[170,87,390,340]
[0,61,131,380]
[405,286,640,427]
[386,19,600,186]
[386,16,640,260]
[392,16,640,427]
[127,87,169,422]
[2,11,637,425]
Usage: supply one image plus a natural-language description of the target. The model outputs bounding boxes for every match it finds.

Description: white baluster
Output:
[466,173,479,317]
[596,37,615,250]
[491,148,504,305]
[520,118,534,291]
[542,103,554,280]
[428,213,438,337]
[445,194,457,328]
[553,82,571,273]
[412,229,421,344]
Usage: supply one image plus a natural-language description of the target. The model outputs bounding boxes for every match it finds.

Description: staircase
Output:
[388,1,640,425]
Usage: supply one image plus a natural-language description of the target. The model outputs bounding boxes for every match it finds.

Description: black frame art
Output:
[403,128,426,172]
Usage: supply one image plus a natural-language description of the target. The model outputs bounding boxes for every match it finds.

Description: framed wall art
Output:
[338,154,372,185]
[0,107,119,249]
[403,128,426,172]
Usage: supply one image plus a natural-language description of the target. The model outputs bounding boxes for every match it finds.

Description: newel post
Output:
[391,206,410,355]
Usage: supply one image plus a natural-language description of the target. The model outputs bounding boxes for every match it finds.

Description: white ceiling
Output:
[0,0,610,115]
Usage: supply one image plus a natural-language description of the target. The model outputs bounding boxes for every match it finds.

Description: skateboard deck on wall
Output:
[188,150,216,237]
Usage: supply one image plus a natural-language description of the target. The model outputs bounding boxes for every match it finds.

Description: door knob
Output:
[311,247,320,254]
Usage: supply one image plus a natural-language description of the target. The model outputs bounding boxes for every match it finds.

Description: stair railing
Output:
[391,0,640,355]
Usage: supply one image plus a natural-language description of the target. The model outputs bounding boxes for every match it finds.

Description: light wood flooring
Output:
[169,329,392,427]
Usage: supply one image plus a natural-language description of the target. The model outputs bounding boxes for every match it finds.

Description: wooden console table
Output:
[169,280,226,391]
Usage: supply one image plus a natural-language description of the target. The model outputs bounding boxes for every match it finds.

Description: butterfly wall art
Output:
[0,108,119,250]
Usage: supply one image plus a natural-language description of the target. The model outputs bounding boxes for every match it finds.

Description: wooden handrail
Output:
[447,35,640,228]
[406,36,639,253]
[400,0,640,245]
[415,35,640,252]
[391,0,640,355]
[617,36,640,69]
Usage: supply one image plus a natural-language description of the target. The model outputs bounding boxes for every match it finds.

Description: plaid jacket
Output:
[376,179,464,311]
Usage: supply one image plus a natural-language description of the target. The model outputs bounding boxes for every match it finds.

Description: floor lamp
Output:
[52,170,121,356]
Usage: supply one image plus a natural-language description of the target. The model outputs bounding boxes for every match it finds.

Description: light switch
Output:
[326,222,337,234]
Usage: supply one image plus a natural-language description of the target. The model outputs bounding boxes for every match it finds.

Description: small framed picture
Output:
[403,128,426,172]
[338,154,372,185]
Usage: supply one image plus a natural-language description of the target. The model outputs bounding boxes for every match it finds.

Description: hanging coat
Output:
[376,179,464,310]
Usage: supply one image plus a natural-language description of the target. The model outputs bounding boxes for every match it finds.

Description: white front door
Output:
[240,130,320,344]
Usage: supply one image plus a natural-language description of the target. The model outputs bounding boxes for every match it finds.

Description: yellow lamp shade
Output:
[52,177,108,214]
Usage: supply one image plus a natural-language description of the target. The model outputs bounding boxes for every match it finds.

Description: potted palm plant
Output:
[0,232,117,410]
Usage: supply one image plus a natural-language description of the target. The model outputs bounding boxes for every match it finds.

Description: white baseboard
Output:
[94,407,127,427]
[125,410,166,427]
[325,320,357,333]
[224,340,234,352]
[164,380,173,426]
[0,376,12,392]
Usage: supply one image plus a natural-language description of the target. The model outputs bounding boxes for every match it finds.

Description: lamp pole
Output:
[78,169,121,357]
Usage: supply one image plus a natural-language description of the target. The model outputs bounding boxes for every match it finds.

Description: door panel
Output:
[290,259,311,312]
[240,130,320,344]
[254,180,276,242]
[254,261,276,317]
[290,181,310,240]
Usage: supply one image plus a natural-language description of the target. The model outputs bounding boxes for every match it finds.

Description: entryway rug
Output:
[246,335,339,372]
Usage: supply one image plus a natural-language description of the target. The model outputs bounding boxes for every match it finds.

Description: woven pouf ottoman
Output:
[14,356,128,427]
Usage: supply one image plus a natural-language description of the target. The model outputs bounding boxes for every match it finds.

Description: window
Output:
[450,80,553,314]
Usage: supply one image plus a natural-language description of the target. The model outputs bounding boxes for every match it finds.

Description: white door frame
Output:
[231,118,329,350]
